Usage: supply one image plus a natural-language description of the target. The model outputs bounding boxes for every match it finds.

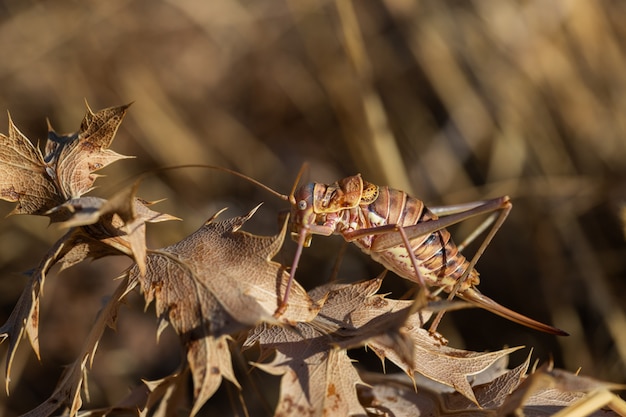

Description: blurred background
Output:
[1,0,626,414]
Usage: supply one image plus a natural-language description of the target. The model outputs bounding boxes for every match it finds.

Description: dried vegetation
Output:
[1,1,626,416]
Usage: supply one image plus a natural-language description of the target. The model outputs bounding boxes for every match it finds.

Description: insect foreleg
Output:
[278,218,338,315]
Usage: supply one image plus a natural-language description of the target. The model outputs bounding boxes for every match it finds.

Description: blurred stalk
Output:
[335,0,413,193]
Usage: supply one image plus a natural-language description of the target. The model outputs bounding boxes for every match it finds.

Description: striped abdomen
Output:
[347,184,480,293]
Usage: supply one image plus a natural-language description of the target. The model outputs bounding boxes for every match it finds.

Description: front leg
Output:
[280,214,341,315]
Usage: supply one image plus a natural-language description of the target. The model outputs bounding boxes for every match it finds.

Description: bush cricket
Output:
[177,164,568,336]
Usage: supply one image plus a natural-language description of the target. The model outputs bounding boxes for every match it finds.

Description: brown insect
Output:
[281,170,567,336]
[196,164,567,336]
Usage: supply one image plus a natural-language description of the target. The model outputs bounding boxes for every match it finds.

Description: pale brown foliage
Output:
[0,105,175,393]
[360,360,626,416]
[0,103,130,217]
[128,205,320,416]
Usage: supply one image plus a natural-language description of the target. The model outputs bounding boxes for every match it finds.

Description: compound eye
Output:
[297,200,308,210]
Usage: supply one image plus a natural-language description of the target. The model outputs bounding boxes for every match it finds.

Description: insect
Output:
[182,164,567,336]
[282,170,567,336]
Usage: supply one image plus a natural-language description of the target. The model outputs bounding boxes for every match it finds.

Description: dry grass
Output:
[1,0,625,414]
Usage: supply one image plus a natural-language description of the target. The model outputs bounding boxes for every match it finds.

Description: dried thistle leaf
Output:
[48,103,133,199]
[0,114,61,215]
[130,206,319,415]
[0,103,131,217]
[134,205,319,330]
[249,324,366,417]
[358,377,441,417]
[18,276,135,417]
[187,335,237,417]
[52,183,179,275]
[310,277,418,368]
[369,309,524,406]
[0,185,176,390]
[142,372,189,417]
[312,280,521,408]
[500,363,626,415]
[245,278,420,417]
[471,352,531,409]
[0,233,73,391]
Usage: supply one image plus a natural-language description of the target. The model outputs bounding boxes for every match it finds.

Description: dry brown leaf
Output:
[471,352,531,409]
[0,188,176,391]
[51,184,179,275]
[359,355,626,417]
[141,372,190,417]
[307,276,418,331]
[129,205,320,416]
[368,309,524,406]
[358,377,443,417]
[348,300,520,409]
[133,205,319,330]
[0,105,178,392]
[18,275,136,417]
[0,103,131,217]
[424,352,532,413]
[500,363,626,416]
[247,323,366,417]
[186,335,238,417]
[0,234,72,390]
[360,354,512,415]
[0,113,61,215]
[47,102,132,199]
[244,278,423,417]
[308,277,419,369]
